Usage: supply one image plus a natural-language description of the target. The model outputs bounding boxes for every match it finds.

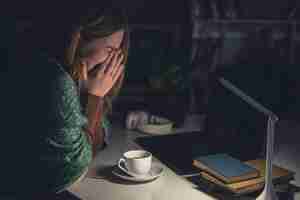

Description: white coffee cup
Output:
[118,150,152,176]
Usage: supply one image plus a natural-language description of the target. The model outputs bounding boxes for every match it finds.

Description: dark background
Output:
[10,0,300,126]
[8,1,300,198]
[9,0,300,130]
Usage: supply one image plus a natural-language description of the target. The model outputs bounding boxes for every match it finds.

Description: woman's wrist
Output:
[86,93,105,153]
[86,78,106,97]
[87,92,105,99]
[80,79,105,98]
[87,94,104,128]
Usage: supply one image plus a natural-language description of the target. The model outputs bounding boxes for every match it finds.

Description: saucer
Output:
[112,163,164,182]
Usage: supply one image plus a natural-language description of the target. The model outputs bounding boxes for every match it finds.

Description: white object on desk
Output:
[126,111,150,130]
[113,163,164,182]
[137,120,174,135]
[118,150,152,175]
[125,111,174,135]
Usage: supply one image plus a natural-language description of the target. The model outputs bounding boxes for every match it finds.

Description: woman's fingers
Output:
[112,64,125,82]
[115,49,124,66]
[94,50,118,79]
[106,49,122,75]
[85,48,125,97]
[100,51,115,73]
[92,49,123,81]
[82,62,88,80]
[111,53,124,76]
[88,52,114,77]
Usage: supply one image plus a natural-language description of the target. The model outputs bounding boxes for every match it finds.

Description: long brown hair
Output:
[64,5,129,116]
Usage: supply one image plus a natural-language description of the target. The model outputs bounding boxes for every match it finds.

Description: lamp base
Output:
[256,185,279,200]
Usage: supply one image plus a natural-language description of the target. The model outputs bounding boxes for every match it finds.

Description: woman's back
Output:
[0,50,92,195]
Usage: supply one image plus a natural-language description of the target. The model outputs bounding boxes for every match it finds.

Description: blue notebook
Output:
[193,154,259,183]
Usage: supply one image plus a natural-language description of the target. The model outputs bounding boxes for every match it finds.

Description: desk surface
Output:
[68,125,217,200]
[66,121,300,200]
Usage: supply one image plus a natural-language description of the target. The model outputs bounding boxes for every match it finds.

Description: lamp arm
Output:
[218,77,279,200]
[218,78,278,120]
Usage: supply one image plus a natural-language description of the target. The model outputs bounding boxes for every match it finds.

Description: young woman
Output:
[3,3,129,197]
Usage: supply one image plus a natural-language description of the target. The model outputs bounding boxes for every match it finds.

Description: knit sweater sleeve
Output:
[41,63,92,192]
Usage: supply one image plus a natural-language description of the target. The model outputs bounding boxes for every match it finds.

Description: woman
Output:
[3,3,129,197]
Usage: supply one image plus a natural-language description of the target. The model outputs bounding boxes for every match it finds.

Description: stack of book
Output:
[192,154,295,195]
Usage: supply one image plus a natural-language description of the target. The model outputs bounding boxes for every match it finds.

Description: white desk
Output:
[68,125,216,200]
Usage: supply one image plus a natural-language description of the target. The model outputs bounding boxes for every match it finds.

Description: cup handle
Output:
[118,158,129,175]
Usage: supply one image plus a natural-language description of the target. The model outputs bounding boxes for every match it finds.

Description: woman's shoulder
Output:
[28,53,75,87]
[36,53,71,78]
[12,51,78,102]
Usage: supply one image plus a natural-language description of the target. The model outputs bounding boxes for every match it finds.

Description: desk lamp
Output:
[219,77,279,200]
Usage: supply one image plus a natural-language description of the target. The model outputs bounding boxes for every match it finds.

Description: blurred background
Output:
[10,0,300,198]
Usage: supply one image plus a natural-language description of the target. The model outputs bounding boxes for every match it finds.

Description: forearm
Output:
[85,94,105,156]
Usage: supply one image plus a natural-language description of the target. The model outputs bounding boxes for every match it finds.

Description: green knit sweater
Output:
[41,59,93,192]
[0,54,95,195]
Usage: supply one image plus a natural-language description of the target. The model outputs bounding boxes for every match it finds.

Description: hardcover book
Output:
[193,153,260,183]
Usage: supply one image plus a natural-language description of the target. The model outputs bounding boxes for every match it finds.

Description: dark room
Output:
[5,0,300,199]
